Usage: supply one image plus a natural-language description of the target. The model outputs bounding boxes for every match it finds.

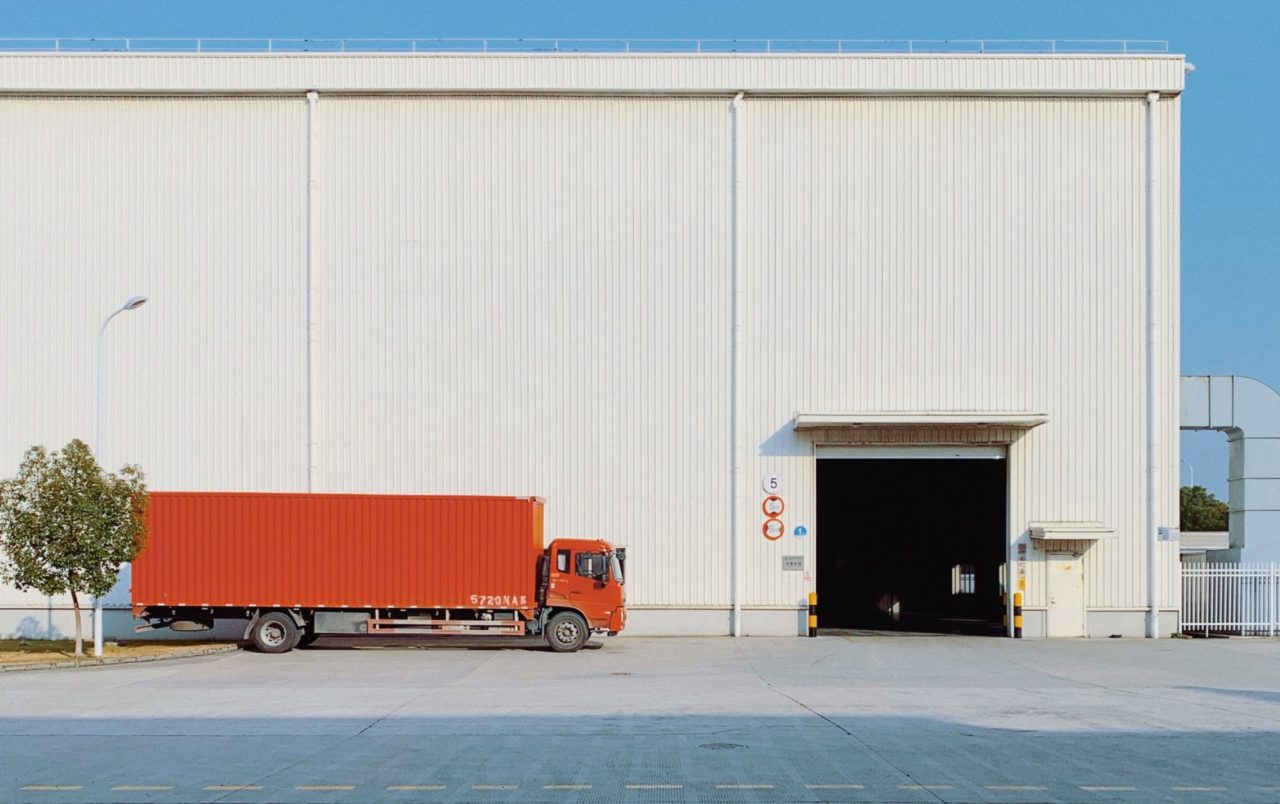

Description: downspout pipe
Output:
[305,90,318,493]
[730,91,745,637]
[1145,90,1160,638]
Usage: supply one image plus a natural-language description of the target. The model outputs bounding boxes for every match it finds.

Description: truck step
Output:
[366,618,527,636]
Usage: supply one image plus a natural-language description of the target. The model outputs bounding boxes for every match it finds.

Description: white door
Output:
[1046,552,1085,637]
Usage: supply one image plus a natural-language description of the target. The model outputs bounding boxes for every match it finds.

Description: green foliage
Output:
[1180,484,1228,533]
[0,440,148,654]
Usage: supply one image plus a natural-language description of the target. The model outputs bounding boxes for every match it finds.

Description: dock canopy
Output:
[793,412,1049,430]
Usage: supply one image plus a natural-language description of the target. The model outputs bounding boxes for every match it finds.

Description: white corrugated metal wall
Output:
[0,54,1182,637]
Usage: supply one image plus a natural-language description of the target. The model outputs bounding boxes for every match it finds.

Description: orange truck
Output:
[132,492,626,653]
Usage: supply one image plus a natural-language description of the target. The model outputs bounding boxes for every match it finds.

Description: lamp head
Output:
[122,295,148,311]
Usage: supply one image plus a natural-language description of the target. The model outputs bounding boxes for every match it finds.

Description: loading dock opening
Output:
[816,450,1007,635]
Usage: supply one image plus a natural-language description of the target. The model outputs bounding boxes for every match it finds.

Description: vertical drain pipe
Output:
[305,90,319,493]
[730,91,746,637]
[1145,91,1161,638]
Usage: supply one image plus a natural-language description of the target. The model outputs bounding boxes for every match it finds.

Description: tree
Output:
[1180,484,1228,533]
[0,440,148,657]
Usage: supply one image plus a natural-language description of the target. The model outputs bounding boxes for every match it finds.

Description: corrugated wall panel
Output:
[311,96,732,610]
[744,97,1179,615]
[0,54,1184,96]
[0,96,307,610]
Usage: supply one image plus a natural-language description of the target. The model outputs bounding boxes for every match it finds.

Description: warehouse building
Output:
[0,46,1185,639]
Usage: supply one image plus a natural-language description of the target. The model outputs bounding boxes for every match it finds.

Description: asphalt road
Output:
[2,634,1279,803]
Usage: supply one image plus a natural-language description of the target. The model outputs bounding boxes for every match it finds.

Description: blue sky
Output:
[4,1,1276,497]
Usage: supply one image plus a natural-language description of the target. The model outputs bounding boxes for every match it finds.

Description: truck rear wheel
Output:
[251,612,297,654]
[546,611,588,652]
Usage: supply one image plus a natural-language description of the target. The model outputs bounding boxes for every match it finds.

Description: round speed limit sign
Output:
[763,519,785,540]
[762,474,783,495]
[762,495,785,517]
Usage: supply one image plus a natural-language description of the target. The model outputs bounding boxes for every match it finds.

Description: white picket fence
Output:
[1181,563,1279,636]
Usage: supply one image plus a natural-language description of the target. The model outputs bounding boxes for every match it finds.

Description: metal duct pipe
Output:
[730,91,745,637]
[306,90,318,493]
[1145,90,1161,638]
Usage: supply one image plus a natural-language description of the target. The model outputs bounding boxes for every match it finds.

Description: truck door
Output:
[548,546,610,624]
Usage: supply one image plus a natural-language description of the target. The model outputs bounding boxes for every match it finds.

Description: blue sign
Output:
[793,525,808,538]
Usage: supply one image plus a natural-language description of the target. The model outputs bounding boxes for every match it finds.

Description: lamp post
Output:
[94,294,147,658]
[1180,457,1195,488]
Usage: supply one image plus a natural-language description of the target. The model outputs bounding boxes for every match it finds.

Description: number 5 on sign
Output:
[762,474,782,494]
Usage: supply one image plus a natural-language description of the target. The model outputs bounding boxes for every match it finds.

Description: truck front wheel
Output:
[251,612,298,654]
[545,612,589,652]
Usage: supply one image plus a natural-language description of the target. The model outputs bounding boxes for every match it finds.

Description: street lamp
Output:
[94,294,147,657]
[1180,458,1195,488]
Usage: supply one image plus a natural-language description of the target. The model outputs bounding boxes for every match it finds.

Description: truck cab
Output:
[542,538,626,646]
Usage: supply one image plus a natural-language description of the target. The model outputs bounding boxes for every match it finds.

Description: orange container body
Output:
[132,492,545,612]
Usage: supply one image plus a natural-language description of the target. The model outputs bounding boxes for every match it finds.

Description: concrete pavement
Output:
[2,635,1279,802]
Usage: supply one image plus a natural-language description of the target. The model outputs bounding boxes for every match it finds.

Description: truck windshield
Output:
[610,553,624,585]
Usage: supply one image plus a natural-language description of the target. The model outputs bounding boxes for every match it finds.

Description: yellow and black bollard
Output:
[1013,591,1023,639]
[808,592,818,637]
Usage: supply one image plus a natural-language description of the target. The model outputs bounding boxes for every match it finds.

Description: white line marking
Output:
[544,785,593,790]
[717,784,774,789]
[388,785,446,791]
[21,787,83,792]
[899,784,954,790]
[807,784,865,789]
[1172,787,1227,792]
[1080,786,1138,792]
[204,786,264,791]
[297,785,356,791]
[627,784,683,789]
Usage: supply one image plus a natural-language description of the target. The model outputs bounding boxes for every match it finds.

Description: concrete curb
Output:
[0,644,240,672]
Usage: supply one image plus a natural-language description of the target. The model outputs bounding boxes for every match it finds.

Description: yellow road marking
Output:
[471,785,517,790]
[544,785,592,790]
[1172,787,1227,792]
[716,784,774,789]
[1081,787,1138,792]
[204,785,264,791]
[21,787,82,792]
[807,784,864,789]
[297,785,356,791]
[899,784,953,790]
[988,786,1048,791]
[388,785,446,791]
[627,784,683,789]
[113,786,175,792]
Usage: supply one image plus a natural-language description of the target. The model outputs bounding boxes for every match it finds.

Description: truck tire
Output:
[250,612,297,654]
[545,611,589,652]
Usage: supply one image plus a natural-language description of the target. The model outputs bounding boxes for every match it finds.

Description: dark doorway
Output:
[816,457,1007,635]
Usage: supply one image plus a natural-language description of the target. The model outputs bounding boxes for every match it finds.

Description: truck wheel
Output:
[546,612,589,652]
[251,612,297,654]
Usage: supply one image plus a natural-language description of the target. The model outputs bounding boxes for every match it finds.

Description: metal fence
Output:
[1182,563,1279,636]
[0,38,1171,55]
